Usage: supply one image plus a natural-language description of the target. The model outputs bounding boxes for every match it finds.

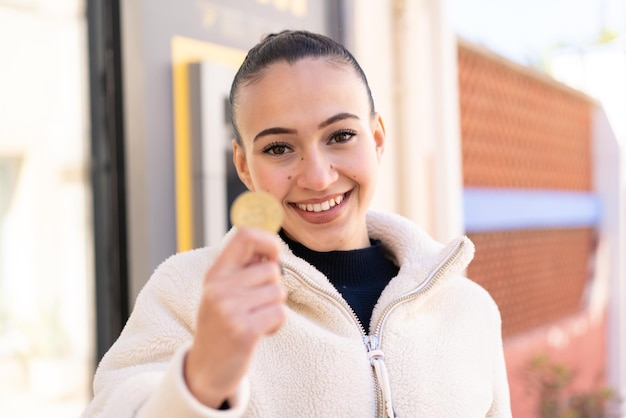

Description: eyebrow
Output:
[253,112,361,142]
[318,112,360,129]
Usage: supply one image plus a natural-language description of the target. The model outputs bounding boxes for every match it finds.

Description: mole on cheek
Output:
[287,175,292,180]
[330,164,334,169]
[301,157,304,161]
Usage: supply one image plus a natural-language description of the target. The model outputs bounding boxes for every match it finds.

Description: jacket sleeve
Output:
[487,309,513,418]
[81,251,250,418]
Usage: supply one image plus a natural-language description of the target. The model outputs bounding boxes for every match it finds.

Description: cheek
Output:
[249,164,292,196]
[352,157,379,200]
[348,148,379,180]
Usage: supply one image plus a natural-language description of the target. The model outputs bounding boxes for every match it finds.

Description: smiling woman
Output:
[83,30,512,418]
[232,57,384,251]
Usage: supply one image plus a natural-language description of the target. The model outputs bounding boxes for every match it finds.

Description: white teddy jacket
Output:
[83,210,512,418]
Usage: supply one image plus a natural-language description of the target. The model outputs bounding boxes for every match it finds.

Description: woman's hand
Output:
[184,227,287,408]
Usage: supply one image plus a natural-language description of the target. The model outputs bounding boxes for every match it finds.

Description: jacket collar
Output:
[365,210,474,310]
[275,210,475,301]
[366,210,474,278]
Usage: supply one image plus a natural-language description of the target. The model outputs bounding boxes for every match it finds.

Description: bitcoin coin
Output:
[230,191,283,233]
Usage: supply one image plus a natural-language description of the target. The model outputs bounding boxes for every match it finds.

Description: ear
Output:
[232,139,254,190]
[371,113,386,161]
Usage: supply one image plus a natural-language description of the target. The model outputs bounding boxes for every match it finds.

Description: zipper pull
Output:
[364,335,397,418]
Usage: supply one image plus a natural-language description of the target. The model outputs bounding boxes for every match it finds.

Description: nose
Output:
[295,149,338,191]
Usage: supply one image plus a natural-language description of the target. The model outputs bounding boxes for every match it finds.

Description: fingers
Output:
[203,263,287,336]
[249,303,287,335]
[186,227,287,407]
[200,226,287,336]
[224,260,283,291]
[218,227,281,269]
[233,279,287,314]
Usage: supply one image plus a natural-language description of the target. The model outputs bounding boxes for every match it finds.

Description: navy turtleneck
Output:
[280,230,400,330]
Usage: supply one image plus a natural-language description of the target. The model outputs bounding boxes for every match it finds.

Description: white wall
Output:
[347,0,464,242]
[593,107,625,417]
[551,46,626,416]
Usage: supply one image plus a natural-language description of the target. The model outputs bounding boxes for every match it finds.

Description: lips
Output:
[294,193,345,213]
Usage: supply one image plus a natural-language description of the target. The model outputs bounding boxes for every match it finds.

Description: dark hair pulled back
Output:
[229,30,375,144]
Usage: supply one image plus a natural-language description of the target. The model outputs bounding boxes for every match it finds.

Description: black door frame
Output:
[87,0,129,363]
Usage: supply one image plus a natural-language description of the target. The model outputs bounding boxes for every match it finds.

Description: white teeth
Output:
[296,194,345,212]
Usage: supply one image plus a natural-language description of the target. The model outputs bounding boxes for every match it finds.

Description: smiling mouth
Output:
[294,193,346,213]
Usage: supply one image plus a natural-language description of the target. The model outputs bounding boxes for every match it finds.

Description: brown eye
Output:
[263,142,291,156]
[329,129,356,144]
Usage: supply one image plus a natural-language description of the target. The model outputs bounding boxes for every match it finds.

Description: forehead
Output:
[236,58,370,130]
[242,58,364,97]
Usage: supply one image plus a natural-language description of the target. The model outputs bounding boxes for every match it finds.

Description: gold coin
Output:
[230,191,283,233]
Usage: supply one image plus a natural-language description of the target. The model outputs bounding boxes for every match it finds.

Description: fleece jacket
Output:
[82,210,512,417]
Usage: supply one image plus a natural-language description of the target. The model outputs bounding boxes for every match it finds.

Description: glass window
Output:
[0,1,93,416]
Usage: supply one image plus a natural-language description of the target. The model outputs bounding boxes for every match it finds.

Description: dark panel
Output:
[87,0,129,363]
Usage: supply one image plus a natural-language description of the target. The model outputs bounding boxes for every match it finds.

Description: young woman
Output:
[83,30,511,417]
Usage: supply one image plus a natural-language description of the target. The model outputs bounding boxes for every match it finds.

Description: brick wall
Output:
[457,39,604,417]
[467,228,596,338]
[459,42,592,191]
[457,40,595,337]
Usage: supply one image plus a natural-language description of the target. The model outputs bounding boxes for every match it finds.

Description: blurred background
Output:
[0,0,624,417]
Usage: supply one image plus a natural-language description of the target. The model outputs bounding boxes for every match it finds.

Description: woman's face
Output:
[233,58,385,251]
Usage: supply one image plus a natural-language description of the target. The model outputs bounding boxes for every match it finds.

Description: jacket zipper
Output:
[280,239,465,418]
